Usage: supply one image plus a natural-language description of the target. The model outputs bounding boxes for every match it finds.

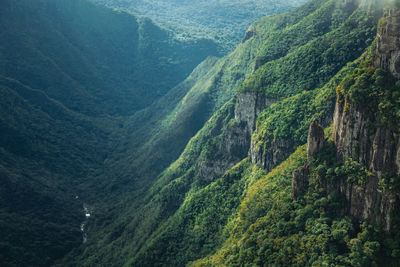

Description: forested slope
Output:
[0,0,218,265]
[63,0,389,266]
[93,0,309,52]
[0,0,218,116]
[3,0,400,266]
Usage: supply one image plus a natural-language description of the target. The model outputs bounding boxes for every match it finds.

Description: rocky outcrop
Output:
[291,165,310,199]
[307,119,326,158]
[327,2,400,231]
[242,30,255,43]
[325,174,398,232]
[333,93,400,231]
[375,7,400,79]
[196,120,253,182]
[250,111,333,172]
[197,158,237,182]
[195,93,275,182]
[291,120,326,199]
[234,92,276,136]
[250,138,294,172]
[333,98,400,177]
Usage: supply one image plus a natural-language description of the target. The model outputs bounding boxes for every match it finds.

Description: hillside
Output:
[2,0,400,266]
[92,0,309,52]
[0,0,219,116]
[0,0,218,265]
[59,0,397,266]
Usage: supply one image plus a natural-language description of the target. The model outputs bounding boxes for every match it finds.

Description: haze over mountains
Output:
[1,0,400,266]
[93,0,309,52]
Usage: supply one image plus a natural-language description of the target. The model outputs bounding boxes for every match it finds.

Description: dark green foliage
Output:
[67,1,390,266]
[254,0,359,68]
[3,0,399,266]
[79,0,316,202]
[0,0,219,265]
[336,47,400,129]
[128,161,266,267]
[250,52,365,175]
[240,5,381,99]
[65,98,249,266]
[0,0,219,116]
[93,0,309,53]
[0,79,104,266]
[196,143,398,266]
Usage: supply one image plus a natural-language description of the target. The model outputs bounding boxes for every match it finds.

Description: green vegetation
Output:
[240,4,380,99]
[0,0,218,116]
[62,1,389,266]
[0,77,107,266]
[3,0,400,266]
[254,0,358,67]
[129,160,267,267]
[93,0,309,53]
[336,47,400,128]
[0,0,219,265]
[195,142,400,266]
[80,0,338,215]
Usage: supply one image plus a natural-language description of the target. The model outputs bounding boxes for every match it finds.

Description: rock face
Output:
[291,165,310,199]
[234,92,276,136]
[328,2,400,231]
[333,99,400,177]
[375,7,400,79]
[333,94,400,231]
[242,30,255,43]
[250,113,333,172]
[241,90,294,172]
[291,120,326,199]
[307,119,326,158]
[196,92,275,182]
[250,137,294,172]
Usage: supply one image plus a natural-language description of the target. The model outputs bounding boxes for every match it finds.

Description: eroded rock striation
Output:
[235,92,276,136]
[196,92,275,182]
[375,6,400,79]
[333,93,400,231]
[291,165,310,199]
[330,3,400,231]
[292,119,326,199]
[307,119,326,158]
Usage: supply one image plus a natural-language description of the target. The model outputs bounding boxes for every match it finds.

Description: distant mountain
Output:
[0,0,219,116]
[60,0,393,266]
[3,0,400,266]
[0,0,219,265]
[92,0,309,52]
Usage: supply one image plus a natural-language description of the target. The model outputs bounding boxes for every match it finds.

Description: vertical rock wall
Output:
[375,7,400,79]
[333,88,400,231]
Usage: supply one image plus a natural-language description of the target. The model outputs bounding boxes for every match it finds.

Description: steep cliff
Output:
[331,5,400,231]
[235,92,276,136]
[333,87,400,231]
[375,6,400,79]
[243,0,380,173]
[291,119,325,199]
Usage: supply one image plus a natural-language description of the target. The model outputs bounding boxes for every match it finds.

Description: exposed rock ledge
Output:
[333,97,400,231]
[292,119,326,199]
[195,92,275,182]
[375,7,400,79]
[307,119,326,158]
[234,91,276,136]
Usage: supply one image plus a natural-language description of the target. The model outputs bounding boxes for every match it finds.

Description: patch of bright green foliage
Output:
[336,46,400,129]
[70,1,387,266]
[240,4,380,99]
[250,49,367,173]
[195,142,400,266]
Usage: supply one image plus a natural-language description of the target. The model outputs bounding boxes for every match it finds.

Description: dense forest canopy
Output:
[92,0,309,52]
[1,0,400,266]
